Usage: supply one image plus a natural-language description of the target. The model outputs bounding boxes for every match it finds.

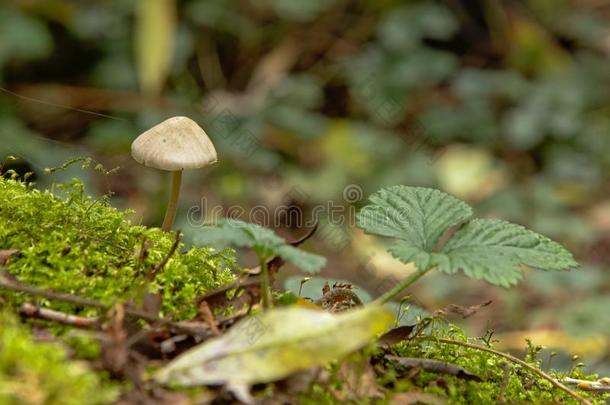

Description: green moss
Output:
[298,324,609,404]
[0,177,236,319]
[0,312,118,405]
[383,325,608,404]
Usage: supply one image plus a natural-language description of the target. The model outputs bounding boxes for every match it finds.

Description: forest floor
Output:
[0,176,608,405]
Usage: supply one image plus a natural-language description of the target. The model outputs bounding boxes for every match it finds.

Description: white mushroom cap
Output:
[131,116,217,171]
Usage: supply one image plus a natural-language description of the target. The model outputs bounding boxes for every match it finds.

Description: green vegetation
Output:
[0,175,608,404]
[155,184,605,403]
[356,185,578,303]
[0,176,236,319]
[1,0,609,381]
[1,0,610,403]
[301,325,609,404]
[0,311,118,405]
[194,219,326,307]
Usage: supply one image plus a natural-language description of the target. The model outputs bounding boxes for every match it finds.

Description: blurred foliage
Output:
[0,312,118,405]
[0,0,609,372]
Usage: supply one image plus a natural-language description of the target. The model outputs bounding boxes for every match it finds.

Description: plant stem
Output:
[375,266,433,305]
[162,170,182,232]
[0,271,208,336]
[437,338,591,405]
[260,257,272,309]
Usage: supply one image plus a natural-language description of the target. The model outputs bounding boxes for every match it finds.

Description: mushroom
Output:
[131,116,217,231]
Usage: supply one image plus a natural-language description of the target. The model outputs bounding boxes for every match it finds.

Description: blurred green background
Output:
[1,0,609,373]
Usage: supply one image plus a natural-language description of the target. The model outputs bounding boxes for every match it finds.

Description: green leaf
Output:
[356,186,578,287]
[0,7,53,65]
[275,245,326,274]
[252,0,337,22]
[357,186,473,270]
[155,305,394,403]
[387,243,436,274]
[358,186,473,250]
[194,219,326,274]
[378,3,458,51]
[195,220,279,248]
[435,219,578,287]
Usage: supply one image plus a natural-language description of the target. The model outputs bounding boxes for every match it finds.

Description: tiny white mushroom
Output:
[131,116,217,231]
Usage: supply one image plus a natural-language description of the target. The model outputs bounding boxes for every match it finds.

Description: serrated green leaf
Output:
[193,225,253,248]
[387,242,436,273]
[434,219,578,287]
[357,186,473,252]
[357,186,578,288]
[155,305,394,400]
[240,221,286,247]
[275,245,326,274]
[194,219,282,248]
[193,219,326,274]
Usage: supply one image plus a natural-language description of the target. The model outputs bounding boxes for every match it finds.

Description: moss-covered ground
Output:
[0,177,235,319]
[300,324,609,404]
[0,311,119,405]
[0,175,608,404]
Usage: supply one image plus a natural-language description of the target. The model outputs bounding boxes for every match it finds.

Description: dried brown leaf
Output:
[378,325,416,347]
[438,300,492,319]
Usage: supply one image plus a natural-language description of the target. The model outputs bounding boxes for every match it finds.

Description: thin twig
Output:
[134,237,150,277]
[20,303,98,328]
[0,270,210,337]
[1,270,103,308]
[386,356,482,381]
[436,338,591,405]
[559,377,610,393]
[147,231,181,281]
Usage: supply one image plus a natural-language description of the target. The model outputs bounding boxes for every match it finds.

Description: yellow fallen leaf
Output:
[156,304,394,403]
[135,0,175,95]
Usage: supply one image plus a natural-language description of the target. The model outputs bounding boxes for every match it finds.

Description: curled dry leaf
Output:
[378,325,416,347]
[155,304,394,404]
[314,285,363,313]
[437,300,492,319]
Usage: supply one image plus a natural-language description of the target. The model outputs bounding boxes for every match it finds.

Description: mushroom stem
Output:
[161,170,183,232]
